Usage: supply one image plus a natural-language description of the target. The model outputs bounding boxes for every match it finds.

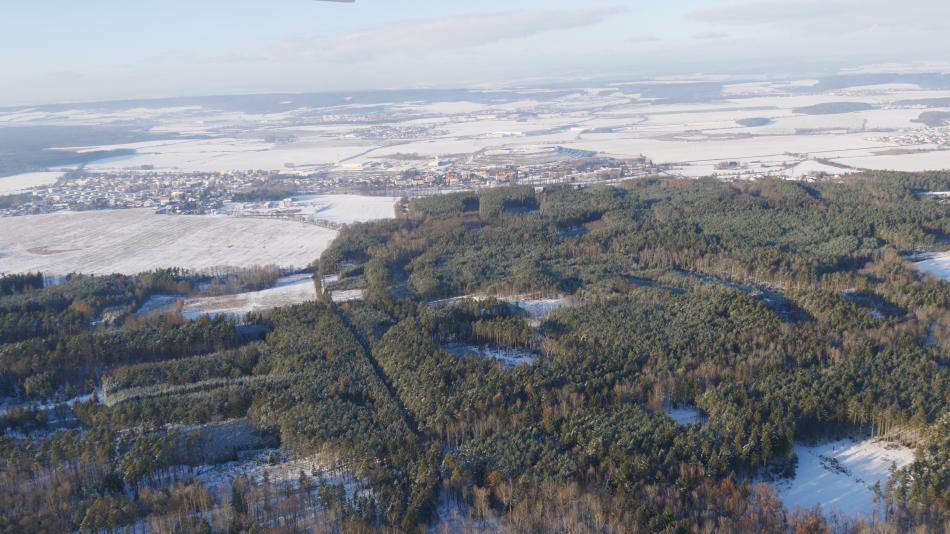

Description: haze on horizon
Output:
[1,0,948,106]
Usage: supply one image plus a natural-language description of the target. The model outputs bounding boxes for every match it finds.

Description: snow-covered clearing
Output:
[915,252,950,280]
[431,491,472,534]
[191,448,365,500]
[443,342,538,368]
[330,289,364,303]
[135,294,182,316]
[500,295,572,320]
[666,405,705,426]
[774,437,915,520]
[430,489,502,533]
[0,171,63,195]
[169,419,277,463]
[182,274,315,320]
[0,392,94,418]
[0,209,336,275]
[429,294,571,322]
[427,295,483,308]
[787,160,857,179]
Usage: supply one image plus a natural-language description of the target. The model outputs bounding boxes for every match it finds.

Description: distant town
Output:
[0,154,658,218]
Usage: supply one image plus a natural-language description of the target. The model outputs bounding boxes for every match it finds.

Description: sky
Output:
[1,0,948,106]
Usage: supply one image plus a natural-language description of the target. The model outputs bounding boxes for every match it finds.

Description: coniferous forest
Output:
[2,172,950,532]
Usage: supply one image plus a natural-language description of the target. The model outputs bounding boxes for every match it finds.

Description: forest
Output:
[1,172,950,533]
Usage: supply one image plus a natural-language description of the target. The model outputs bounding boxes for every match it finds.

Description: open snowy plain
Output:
[4,78,949,181]
[0,209,336,275]
[3,78,950,278]
[0,193,401,276]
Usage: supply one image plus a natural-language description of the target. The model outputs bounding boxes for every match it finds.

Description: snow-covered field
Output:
[83,137,374,174]
[0,171,63,195]
[182,274,316,320]
[914,252,950,280]
[224,194,399,225]
[833,149,950,172]
[11,81,949,179]
[774,437,915,520]
[0,209,336,275]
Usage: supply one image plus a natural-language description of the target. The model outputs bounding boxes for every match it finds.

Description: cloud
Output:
[673,0,950,77]
[628,34,660,43]
[148,50,266,66]
[281,7,625,61]
[693,32,729,40]
[690,0,950,30]
[690,0,857,25]
[193,54,267,65]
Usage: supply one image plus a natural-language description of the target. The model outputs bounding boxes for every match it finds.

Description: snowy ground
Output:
[330,289,364,303]
[0,392,94,418]
[774,437,915,520]
[665,404,705,425]
[182,274,316,320]
[787,160,858,179]
[431,491,472,534]
[427,295,487,308]
[833,149,950,172]
[0,171,63,195]
[10,82,950,179]
[914,252,950,280]
[191,448,365,500]
[500,295,573,321]
[170,419,278,464]
[0,209,336,275]
[135,294,182,316]
[443,342,538,368]
[223,194,399,226]
[430,489,502,533]
[429,294,572,323]
[80,137,374,174]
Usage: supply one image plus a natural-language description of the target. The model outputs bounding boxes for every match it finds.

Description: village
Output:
[0,153,657,217]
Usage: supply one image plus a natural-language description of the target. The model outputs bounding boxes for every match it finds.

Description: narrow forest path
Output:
[336,306,420,436]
